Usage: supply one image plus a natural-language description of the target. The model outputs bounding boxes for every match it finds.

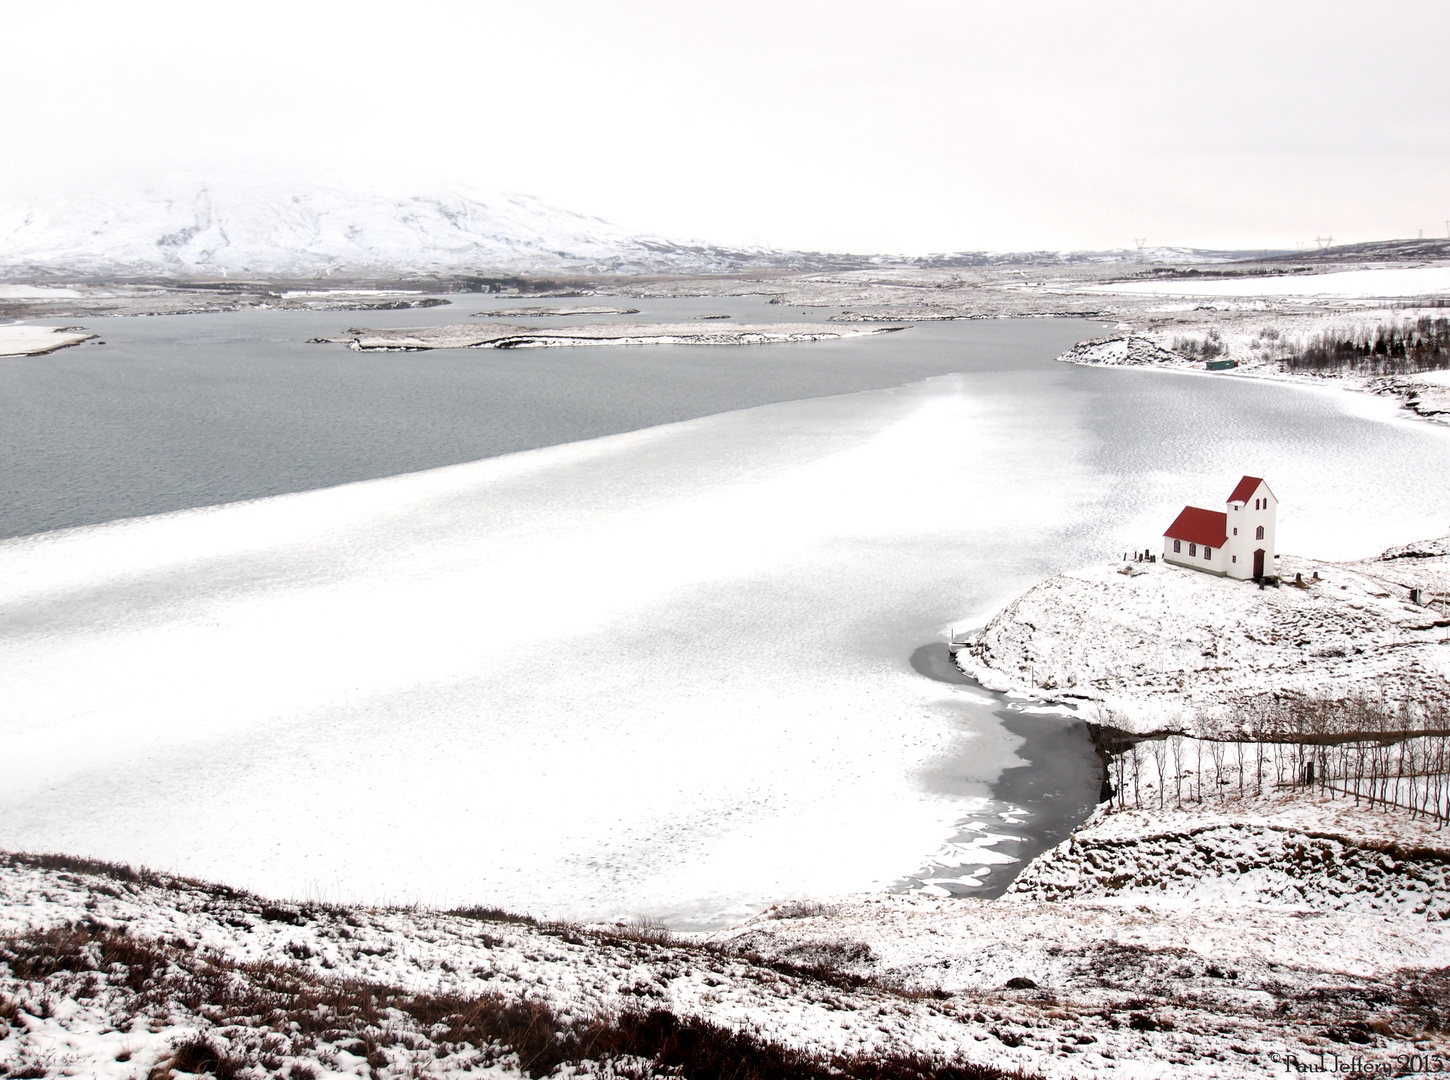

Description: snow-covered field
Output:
[1081,266,1450,299]
[0,285,81,300]
[0,325,95,357]
[955,546,1450,731]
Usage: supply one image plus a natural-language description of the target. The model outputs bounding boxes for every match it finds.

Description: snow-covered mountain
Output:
[0,181,808,280]
[0,179,1310,281]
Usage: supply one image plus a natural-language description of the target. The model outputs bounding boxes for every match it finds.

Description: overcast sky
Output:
[3,1,1447,254]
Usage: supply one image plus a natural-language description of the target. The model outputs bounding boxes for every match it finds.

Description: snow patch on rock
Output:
[1056,333,1192,368]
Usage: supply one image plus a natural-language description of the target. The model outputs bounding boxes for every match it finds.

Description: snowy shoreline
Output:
[0,325,97,357]
[1057,330,1450,425]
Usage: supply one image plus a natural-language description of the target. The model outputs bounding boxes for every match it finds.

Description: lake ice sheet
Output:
[4,317,1450,927]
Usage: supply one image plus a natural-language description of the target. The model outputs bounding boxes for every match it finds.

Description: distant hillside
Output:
[900,245,1294,269]
[6,180,1435,281]
[1256,237,1450,264]
[0,181,850,281]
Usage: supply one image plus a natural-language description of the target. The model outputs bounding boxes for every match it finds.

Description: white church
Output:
[1163,475,1277,580]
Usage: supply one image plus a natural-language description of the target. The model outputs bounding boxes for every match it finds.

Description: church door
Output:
[1253,548,1265,578]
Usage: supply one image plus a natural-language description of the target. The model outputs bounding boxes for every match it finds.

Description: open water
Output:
[0,296,1089,539]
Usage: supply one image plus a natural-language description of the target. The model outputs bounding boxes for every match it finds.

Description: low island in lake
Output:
[314,321,905,351]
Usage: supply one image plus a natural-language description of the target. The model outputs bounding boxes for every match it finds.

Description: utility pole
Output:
[1134,237,1147,255]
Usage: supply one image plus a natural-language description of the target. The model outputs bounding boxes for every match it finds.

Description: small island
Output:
[314,321,905,351]
[473,305,642,318]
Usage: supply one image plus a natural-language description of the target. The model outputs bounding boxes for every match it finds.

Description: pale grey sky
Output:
[3,0,1446,253]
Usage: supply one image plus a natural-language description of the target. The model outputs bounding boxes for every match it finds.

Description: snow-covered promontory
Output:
[0,325,96,357]
[1054,334,1187,369]
[954,542,1450,732]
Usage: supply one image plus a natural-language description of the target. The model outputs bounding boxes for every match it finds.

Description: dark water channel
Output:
[910,643,1103,897]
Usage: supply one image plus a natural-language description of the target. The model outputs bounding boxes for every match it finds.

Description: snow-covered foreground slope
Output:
[955,549,1450,730]
[0,181,792,279]
[5,785,1448,1080]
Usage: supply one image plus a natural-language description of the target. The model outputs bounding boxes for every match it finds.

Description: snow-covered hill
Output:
[0,180,1311,282]
[0,181,807,280]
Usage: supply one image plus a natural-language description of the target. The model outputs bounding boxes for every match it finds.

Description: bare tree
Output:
[1169,733,1185,806]
[1208,740,1226,800]
[1150,738,1168,810]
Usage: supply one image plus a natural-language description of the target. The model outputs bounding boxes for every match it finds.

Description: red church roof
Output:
[1227,475,1266,505]
[1164,506,1228,547]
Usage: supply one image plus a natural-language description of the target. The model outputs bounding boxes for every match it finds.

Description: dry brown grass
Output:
[0,925,1029,1080]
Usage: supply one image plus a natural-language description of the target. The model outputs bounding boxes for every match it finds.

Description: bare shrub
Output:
[605,918,675,945]
[767,899,841,920]
[0,924,1024,1080]
[445,905,537,926]
[150,1036,243,1080]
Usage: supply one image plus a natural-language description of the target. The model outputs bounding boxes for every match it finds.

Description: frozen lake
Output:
[0,295,1086,539]
[4,299,1450,926]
